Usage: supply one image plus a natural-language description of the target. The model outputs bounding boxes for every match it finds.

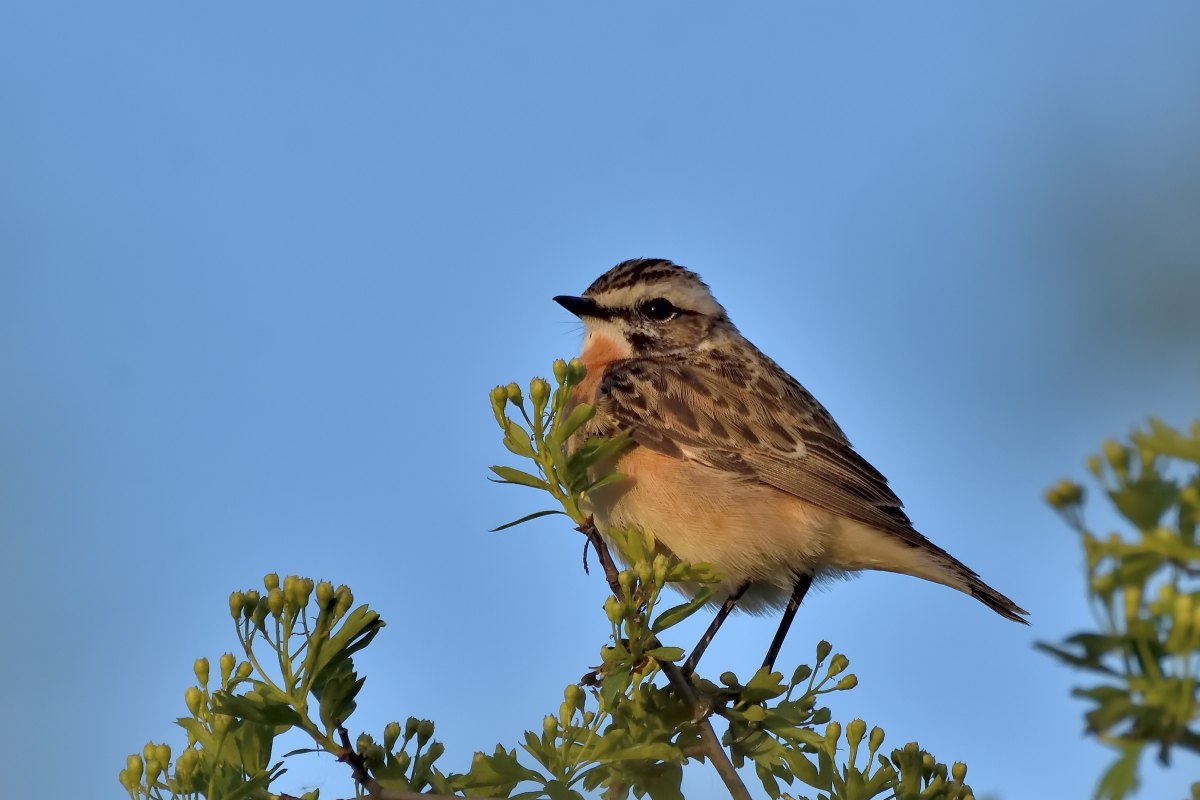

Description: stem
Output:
[578,522,751,800]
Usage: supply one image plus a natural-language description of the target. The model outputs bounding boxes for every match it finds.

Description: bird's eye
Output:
[640,297,678,321]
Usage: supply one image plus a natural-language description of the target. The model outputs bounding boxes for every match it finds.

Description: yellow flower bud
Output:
[530,377,550,409]
[267,588,285,618]
[193,658,209,688]
[506,382,523,405]
[235,661,253,680]
[316,580,334,608]
[552,359,568,385]
[263,573,279,591]
[868,726,885,753]
[835,674,858,690]
[952,761,967,783]
[184,686,203,717]
[827,653,849,676]
[219,653,236,686]
[846,718,866,749]
[228,592,245,620]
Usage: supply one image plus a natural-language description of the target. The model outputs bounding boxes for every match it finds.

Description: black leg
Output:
[683,582,750,675]
[762,574,813,674]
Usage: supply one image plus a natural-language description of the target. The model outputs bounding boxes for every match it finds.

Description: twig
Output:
[332,726,500,800]
[576,523,752,800]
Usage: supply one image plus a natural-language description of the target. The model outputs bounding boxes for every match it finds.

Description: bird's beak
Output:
[553,295,611,319]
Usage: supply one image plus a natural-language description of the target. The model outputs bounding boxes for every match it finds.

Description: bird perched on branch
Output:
[554,258,1027,672]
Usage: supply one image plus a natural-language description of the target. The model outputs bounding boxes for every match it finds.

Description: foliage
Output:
[1041,418,1200,800]
[120,359,981,800]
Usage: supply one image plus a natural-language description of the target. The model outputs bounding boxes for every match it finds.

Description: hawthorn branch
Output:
[578,521,752,800]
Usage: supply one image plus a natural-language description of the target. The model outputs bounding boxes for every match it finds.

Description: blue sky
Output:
[3,3,1200,798]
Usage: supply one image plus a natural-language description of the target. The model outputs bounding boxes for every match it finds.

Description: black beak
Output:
[553,295,610,319]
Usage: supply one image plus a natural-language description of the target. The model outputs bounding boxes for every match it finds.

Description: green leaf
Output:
[489,465,552,491]
[645,646,684,663]
[651,592,711,633]
[491,509,566,532]
[554,403,596,443]
[1109,478,1178,531]
[1095,742,1143,800]
[503,420,537,459]
[1132,418,1200,464]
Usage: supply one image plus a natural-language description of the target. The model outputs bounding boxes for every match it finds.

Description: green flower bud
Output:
[552,359,568,385]
[825,721,841,743]
[543,714,558,739]
[356,732,373,753]
[869,725,885,753]
[267,587,285,618]
[846,719,866,749]
[490,385,509,420]
[334,585,353,617]
[426,741,445,761]
[244,589,261,606]
[566,357,586,386]
[213,713,232,734]
[316,580,335,608]
[827,653,849,676]
[126,754,144,784]
[235,661,253,680]
[193,658,210,688]
[416,719,434,747]
[219,653,236,686]
[145,759,162,786]
[1086,454,1104,478]
[383,721,401,753]
[184,686,203,717]
[582,710,595,725]
[603,596,624,625]
[300,577,315,606]
[835,674,858,690]
[405,716,420,741]
[229,592,245,620]
[1102,439,1129,475]
[564,683,583,710]
[952,762,967,783]
[395,750,412,773]
[815,640,832,664]
[506,382,523,406]
[263,573,280,591]
[143,741,157,763]
[530,377,550,409]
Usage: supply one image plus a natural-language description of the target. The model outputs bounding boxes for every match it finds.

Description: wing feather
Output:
[595,356,920,540]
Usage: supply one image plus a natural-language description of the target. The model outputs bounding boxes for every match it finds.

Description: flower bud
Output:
[416,719,434,747]
[184,686,203,717]
[193,658,210,688]
[1086,454,1104,478]
[566,358,586,386]
[316,580,335,608]
[846,719,866,749]
[835,674,858,690]
[951,762,967,783]
[143,742,157,763]
[815,640,832,664]
[145,759,162,786]
[1102,439,1129,475]
[530,377,550,409]
[229,592,245,620]
[405,716,421,740]
[426,741,445,761]
[564,684,583,710]
[825,721,841,743]
[267,588,285,618]
[582,710,595,725]
[603,596,624,625]
[126,754,144,784]
[383,721,401,752]
[543,715,558,739]
[334,585,354,617]
[827,653,849,676]
[244,589,260,606]
[263,573,280,591]
[868,725,885,753]
[490,385,509,420]
[219,653,236,686]
[235,661,253,680]
[552,359,568,385]
[506,382,523,406]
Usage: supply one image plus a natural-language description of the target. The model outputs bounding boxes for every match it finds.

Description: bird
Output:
[553,258,1028,673]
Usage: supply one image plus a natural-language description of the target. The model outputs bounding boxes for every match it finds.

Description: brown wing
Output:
[594,355,919,539]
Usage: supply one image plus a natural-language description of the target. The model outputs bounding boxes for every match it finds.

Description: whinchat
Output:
[555,259,1027,670]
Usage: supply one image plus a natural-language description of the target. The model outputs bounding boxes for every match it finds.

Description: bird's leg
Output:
[683,582,750,676]
[761,573,813,674]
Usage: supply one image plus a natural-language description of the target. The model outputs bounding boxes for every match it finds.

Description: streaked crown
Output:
[555,258,732,355]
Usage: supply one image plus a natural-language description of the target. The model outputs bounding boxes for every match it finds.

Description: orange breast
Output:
[574,331,629,402]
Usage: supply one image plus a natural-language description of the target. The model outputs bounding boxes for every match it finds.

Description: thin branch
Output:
[576,523,752,800]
